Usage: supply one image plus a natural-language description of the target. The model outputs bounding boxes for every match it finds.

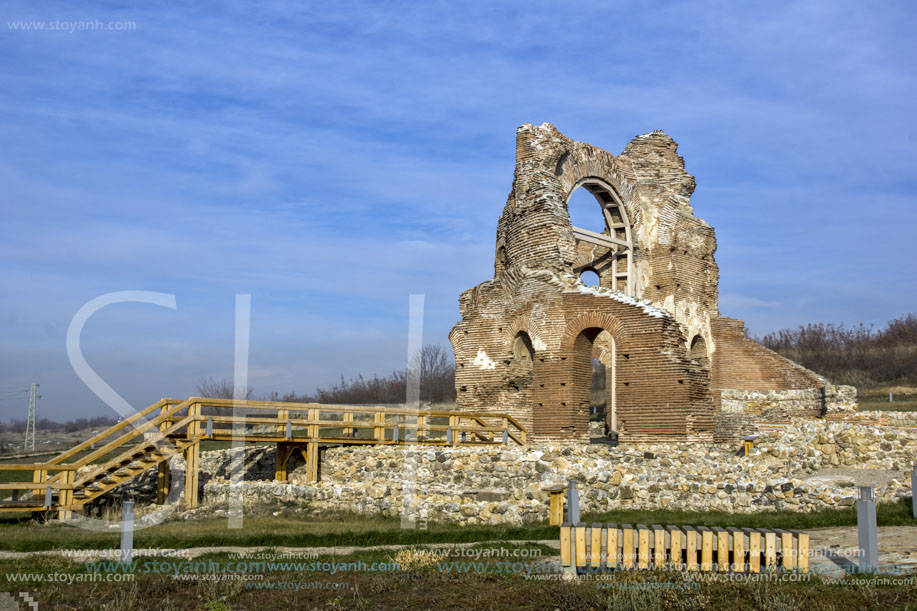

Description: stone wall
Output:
[720,389,824,417]
[173,417,916,526]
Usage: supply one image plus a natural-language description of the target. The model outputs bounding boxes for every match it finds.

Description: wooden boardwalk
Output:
[0,397,526,518]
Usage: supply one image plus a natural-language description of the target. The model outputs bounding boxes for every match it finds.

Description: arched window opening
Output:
[509,332,534,393]
[689,335,709,368]
[580,269,600,287]
[566,179,634,295]
[568,187,607,234]
[513,332,534,364]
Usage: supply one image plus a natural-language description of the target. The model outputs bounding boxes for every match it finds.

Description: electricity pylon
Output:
[24,383,39,451]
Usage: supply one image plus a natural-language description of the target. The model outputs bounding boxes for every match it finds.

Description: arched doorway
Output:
[566,179,634,295]
[572,327,617,437]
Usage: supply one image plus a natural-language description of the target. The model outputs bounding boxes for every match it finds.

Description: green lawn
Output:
[858,396,917,412]
[0,545,914,610]
[0,500,912,553]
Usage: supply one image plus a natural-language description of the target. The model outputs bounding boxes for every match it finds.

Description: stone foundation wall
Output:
[184,418,917,526]
[825,384,858,414]
[719,388,824,418]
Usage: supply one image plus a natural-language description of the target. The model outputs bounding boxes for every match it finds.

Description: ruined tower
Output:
[450,124,848,444]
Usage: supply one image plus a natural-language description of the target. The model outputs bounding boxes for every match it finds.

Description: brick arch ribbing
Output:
[560,311,630,353]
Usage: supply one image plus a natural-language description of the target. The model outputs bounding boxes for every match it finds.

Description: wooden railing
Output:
[0,397,527,517]
[189,399,527,446]
[560,523,810,573]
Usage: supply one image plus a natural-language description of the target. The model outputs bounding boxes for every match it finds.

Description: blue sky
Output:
[1,1,915,420]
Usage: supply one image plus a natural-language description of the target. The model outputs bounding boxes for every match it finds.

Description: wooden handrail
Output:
[66,399,193,471]
[43,398,178,466]
[74,412,196,487]
[0,464,79,472]
[190,398,527,428]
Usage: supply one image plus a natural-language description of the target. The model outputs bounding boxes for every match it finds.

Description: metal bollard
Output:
[912,465,916,519]
[857,486,878,572]
[393,416,400,443]
[121,501,135,565]
[566,480,580,525]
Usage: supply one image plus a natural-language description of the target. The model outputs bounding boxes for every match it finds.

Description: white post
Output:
[857,486,878,572]
[120,501,135,565]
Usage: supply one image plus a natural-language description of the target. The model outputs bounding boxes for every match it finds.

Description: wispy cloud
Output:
[0,0,915,417]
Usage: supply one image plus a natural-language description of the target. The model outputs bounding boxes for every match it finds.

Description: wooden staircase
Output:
[0,397,527,519]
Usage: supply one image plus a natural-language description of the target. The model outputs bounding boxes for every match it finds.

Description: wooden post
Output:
[780,530,795,571]
[728,527,744,573]
[606,524,618,568]
[277,409,288,435]
[575,523,587,569]
[308,408,318,439]
[156,461,170,504]
[699,527,713,571]
[184,402,201,509]
[743,436,755,456]
[685,527,698,571]
[416,414,426,441]
[305,442,319,483]
[747,528,761,573]
[560,523,571,567]
[343,412,354,438]
[764,530,777,571]
[796,531,809,573]
[374,412,385,443]
[637,524,650,569]
[544,485,566,526]
[715,528,730,572]
[189,401,201,438]
[183,441,200,509]
[275,443,288,482]
[653,525,666,569]
[590,524,602,568]
[58,470,74,520]
[158,403,174,447]
[668,526,682,570]
[621,524,635,569]
[448,415,457,446]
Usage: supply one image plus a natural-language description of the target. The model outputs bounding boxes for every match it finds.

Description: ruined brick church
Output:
[450,124,853,443]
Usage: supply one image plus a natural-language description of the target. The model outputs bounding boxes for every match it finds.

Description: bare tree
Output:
[194,378,253,416]
[314,344,456,405]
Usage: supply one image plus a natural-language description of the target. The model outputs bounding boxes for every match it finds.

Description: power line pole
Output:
[25,383,39,451]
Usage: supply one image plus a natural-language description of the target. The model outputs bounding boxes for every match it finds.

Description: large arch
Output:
[566,178,634,295]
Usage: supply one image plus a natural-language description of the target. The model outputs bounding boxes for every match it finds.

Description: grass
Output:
[0,500,912,553]
[858,397,917,412]
[0,547,914,610]
[584,498,917,530]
